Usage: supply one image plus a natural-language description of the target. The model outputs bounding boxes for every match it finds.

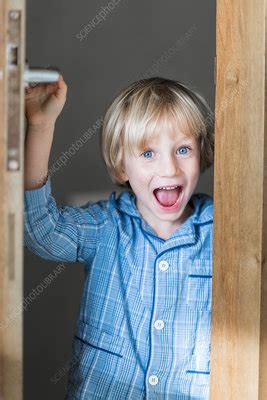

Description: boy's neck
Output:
[149,203,194,241]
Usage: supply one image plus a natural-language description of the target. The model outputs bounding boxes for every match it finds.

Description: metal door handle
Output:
[6,8,61,172]
[24,63,60,87]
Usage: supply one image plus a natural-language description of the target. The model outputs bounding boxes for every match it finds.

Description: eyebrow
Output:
[178,135,195,142]
[147,136,195,146]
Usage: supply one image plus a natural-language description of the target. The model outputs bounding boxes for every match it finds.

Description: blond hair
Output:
[100,77,214,188]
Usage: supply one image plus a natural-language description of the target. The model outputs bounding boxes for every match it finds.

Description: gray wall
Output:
[24,1,215,398]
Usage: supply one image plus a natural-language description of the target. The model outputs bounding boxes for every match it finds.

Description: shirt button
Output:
[148,375,158,385]
[158,260,169,271]
[154,319,164,330]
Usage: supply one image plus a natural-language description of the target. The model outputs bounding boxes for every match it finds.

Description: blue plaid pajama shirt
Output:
[24,175,213,399]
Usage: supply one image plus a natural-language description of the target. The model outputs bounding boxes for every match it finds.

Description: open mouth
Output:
[153,185,183,209]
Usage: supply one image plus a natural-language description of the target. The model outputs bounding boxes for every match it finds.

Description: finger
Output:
[57,74,66,87]
[25,86,32,94]
[54,74,67,98]
[29,82,39,89]
[45,76,63,90]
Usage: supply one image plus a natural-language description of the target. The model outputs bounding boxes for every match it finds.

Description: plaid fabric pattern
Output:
[24,176,213,399]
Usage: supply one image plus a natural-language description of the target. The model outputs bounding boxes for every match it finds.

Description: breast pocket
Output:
[186,352,210,375]
[186,259,212,311]
[185,352,210,395]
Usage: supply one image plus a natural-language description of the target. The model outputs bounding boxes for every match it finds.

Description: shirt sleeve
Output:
[24,175,101,263]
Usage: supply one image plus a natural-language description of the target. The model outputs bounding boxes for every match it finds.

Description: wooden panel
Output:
[210,0,267,398]
[0,0,25,398]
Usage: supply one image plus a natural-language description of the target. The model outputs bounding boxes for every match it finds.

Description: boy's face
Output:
[120,127,201,235]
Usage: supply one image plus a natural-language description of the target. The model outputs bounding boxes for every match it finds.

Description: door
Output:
[210,0,267,398]
[0,2,25,398]
[0,1,59,398]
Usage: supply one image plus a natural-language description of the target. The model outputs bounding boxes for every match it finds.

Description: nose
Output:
[158,154,178,177]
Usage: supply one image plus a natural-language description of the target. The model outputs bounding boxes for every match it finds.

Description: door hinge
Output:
[7,10,22,172]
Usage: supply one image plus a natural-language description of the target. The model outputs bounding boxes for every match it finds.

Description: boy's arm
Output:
[23,75,99,263]
[24,174,99,263]
[24,123,55,190]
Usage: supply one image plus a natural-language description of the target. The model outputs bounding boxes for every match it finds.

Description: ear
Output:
[120,166,129,183]
[120,157,129,182]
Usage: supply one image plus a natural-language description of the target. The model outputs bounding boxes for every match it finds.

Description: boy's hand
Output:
[25,74,67,127]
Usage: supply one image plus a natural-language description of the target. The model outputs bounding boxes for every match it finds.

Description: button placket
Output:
[146,259,169,393]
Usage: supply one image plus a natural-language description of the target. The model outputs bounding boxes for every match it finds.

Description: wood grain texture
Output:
[0,0,25,399]
[210,0,267,398]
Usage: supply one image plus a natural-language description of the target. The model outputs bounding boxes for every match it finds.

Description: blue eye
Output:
[142,150,153,158]
[141,147,191,158]
[177,146,190,155]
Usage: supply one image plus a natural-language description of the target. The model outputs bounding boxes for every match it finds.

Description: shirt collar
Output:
[109,190,213,225]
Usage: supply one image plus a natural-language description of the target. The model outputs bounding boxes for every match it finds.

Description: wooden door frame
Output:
[210,0,267,398]
[0,0,25,399]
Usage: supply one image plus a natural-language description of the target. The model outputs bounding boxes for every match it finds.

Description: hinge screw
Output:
[8,160,19,170]
[9,10,20,20]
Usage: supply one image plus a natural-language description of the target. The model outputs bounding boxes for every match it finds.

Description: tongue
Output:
[154,188,181,207]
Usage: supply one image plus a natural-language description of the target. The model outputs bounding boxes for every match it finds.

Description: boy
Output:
[24,76,214,399]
